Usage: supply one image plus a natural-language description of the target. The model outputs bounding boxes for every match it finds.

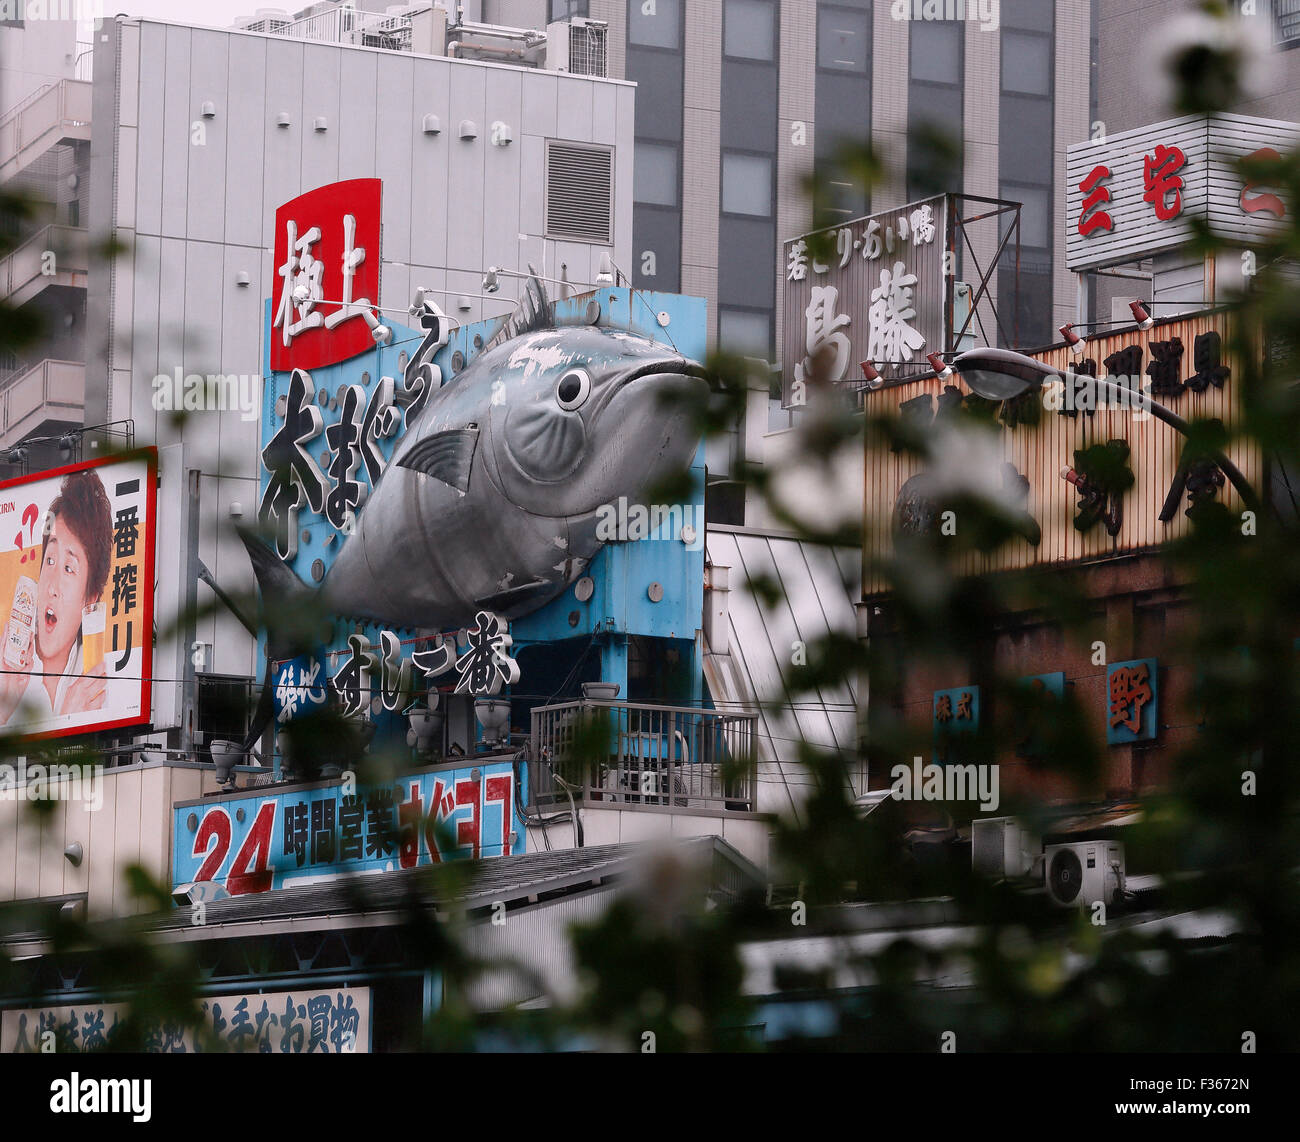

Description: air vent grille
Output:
[545,142,614,244]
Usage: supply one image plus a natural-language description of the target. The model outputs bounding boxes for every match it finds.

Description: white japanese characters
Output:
[787,202,940,384]
[274,213,380,349]
[867,261,926,365]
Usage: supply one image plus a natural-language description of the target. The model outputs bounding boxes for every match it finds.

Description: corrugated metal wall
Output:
[863,311,1258,596]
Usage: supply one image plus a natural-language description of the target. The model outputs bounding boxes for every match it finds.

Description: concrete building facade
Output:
[79,15,634,735]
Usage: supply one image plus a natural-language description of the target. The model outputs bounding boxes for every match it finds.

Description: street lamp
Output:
[950,346,1262,514]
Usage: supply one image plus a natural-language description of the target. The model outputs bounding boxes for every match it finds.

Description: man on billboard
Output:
[0,470,112,726]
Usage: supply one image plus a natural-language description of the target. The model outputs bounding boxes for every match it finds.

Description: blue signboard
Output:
[173,760,522,896]
[932,684,979,764]
[256,285,709,752]
[1106,658,1158,744]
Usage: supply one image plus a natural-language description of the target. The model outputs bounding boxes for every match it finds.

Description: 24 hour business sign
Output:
[0,451,155,739]
[172,760,522,896]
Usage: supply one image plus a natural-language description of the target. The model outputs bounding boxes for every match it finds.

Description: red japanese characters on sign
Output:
[1142,144,1186,222]
[1077,164,1114,237]
[1108,662,1152,735]
[1240,146,1287,219]
[270,178,383,372]
[1069,117,1296,272]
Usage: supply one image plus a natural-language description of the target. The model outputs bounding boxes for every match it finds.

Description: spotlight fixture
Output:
[1130,300,1154,330]
[1059,323,1086,358]
[927,352,953,381]
[482,266,500,293]
[860,361,882,387]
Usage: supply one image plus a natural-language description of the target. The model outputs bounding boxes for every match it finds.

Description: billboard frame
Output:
[0,447,158,742]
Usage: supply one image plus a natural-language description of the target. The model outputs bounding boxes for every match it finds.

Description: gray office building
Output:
[527,0,1098,360]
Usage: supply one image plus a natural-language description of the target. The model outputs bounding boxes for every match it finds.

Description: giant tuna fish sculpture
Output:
[243,271,708,639]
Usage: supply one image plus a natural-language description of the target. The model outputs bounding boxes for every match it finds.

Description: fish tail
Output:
[237,526,320,662]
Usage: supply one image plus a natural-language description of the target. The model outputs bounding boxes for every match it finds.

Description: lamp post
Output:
[950,346,1262,516]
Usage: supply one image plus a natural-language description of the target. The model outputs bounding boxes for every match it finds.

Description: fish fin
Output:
[237,527,318,661]
[396,427,478,492]
[475,579,555,614]
[483,262,554,353]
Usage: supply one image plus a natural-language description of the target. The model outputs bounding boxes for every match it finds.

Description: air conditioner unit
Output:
[546,17,608,77]
[1044,840,1125,909]
[971,816,1040,880]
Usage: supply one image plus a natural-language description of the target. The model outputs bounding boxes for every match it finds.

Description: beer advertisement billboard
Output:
[0,451,156,740]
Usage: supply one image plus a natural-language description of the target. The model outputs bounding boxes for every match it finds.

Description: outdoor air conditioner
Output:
[546,17,608,77]
[971,816,1040,881]
[1044,840,1125,909]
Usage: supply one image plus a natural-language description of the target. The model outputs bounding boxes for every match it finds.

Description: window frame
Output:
[718,304,775,361]
[633,140,681,208]
[627,0,683,51]
[720,149,776,220]
[908,17,965,90]
[1000,27,1054,97]
[722,0,779,63]
[816,2,872,75]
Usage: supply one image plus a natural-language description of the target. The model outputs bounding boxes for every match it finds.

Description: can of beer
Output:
[3,575,37,670]
[82,600,105,673]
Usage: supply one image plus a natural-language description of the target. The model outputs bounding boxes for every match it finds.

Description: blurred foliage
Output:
[2,3,1300,1055]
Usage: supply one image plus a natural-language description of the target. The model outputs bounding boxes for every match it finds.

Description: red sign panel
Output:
[270,178,383,372]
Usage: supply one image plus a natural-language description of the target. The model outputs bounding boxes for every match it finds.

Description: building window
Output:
[628,0,681,48]
[1001,30,1052,95]
[1000,182,1050,249]
[721,152,773,217]
[550,0,590,19]
[719,307,773,358]
[723,0,777,61]
[633,142,679,207]
[909,19,963,85]
[907,19,964,200]
[817,4,870,73]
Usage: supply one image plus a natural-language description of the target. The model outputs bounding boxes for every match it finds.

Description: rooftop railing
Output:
[529,699,758,813]
[0,80,92,181]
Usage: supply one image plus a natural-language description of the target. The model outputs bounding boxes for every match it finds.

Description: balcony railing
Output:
[529,699,758,813]
[0,359,84,443]
[0,224,88,307]
[0,80,92,181]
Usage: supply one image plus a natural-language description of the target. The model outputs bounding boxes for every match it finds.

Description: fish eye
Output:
[555,368,591,411]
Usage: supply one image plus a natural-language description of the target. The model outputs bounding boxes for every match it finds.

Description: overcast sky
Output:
[111,1,268,30]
